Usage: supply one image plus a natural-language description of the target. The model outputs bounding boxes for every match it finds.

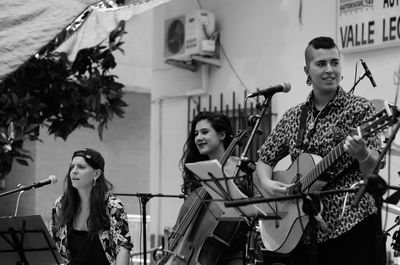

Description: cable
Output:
[14,186,24,216]
[196,0,203,9]
[296,198,306,234]
[195,0,250,92]
[393,64,400,106]
[138,197,143,265]
[219,43,251,91]
[340,181,362,219]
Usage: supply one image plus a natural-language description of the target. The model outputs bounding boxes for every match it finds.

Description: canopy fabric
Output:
[0,0,169,83]
[0,0,99,82]
[55,0,170,62]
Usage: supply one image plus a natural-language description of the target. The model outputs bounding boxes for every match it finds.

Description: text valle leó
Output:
[340,0,400,48]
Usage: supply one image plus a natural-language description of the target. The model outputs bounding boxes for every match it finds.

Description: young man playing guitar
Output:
[255,36,386,265]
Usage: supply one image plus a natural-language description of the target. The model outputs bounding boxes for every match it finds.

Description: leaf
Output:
[15,158,29,167]
[0,22,128,178]
[109,82,124,91]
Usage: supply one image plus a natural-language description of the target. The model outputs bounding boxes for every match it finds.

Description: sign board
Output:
[337,0,400,53]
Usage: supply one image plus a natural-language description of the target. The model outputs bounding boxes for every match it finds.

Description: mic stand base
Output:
[301,194,321,265]
[245,219,263,265]
[374,196,388,265]
[140,194,151,265]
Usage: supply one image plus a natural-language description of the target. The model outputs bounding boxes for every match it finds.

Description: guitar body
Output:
[259,153,325,254]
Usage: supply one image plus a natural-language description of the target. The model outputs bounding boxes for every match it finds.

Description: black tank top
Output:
[68,229,110,265]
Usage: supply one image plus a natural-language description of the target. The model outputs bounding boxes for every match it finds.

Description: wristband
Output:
[359,150,370,163]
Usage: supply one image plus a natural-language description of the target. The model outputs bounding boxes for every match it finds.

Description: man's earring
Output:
[306,76,312,86]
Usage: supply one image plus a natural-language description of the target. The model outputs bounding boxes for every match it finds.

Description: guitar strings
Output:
[167,188,207,251]
[289,108,387,194]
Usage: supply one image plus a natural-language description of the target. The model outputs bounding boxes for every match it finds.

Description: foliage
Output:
[0,22,128,179]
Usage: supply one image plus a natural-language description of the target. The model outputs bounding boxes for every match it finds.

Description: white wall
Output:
[113,10,154,93]
[149,0,400,255]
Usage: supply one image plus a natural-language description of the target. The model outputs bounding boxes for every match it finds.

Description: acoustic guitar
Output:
[259,102,399,254]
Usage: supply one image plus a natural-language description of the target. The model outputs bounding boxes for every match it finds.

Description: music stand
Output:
[0,215,62,265]
[185,160,283,221]
[186,160,282,265]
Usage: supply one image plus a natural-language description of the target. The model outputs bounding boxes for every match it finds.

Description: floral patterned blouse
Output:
[50,193,133,264]
[258,87,381,243]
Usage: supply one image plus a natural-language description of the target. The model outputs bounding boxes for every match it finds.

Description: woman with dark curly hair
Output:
[179,111,235,194]
[175,111,250,265]
[50,148,133,265]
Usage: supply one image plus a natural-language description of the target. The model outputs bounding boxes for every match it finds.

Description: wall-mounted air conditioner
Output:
[164,10,216,61]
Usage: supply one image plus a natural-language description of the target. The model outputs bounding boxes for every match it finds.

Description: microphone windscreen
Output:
[282,81,291,93]
[49,175,57,184]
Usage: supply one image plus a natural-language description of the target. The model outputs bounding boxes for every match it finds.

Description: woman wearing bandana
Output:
[50,148,133,265]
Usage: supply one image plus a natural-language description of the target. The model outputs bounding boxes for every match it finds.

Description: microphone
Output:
[360,59,377,87]
[246,81,291,98]
[32,175,57,188]
[21,175,58,191]
[0,175,57,198]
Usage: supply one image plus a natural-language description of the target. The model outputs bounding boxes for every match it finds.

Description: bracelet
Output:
[359,150,370,163]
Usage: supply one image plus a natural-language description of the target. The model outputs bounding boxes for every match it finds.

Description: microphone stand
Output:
[115,193,185,265]
[0,182,51,198]
[231,95,272,265]
[350,113,400,265]
[349,71,368,94]
[351,113,400,205]
[349,59,373,94]
[232,95,272,185]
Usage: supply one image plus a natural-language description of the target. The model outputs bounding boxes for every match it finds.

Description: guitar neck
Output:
[294,102,399,192]
[301,139,346,190]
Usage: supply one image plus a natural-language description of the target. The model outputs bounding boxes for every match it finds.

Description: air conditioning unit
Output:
[164,10,216,61]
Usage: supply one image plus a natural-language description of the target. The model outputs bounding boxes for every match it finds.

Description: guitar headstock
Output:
[360,101,400,138]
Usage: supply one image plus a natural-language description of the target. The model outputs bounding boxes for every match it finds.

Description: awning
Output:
[0,0,169,82]
[0,0,98,82]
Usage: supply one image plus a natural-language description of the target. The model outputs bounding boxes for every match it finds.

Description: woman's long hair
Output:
[59,158,113,238]
[179,111,234,194]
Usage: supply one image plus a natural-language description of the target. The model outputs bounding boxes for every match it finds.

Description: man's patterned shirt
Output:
[258,87,381,242]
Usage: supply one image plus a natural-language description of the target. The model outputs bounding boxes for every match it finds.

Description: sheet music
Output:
[185,159,279,220]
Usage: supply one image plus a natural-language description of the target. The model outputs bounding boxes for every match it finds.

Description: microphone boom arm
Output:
[0,177,56,198]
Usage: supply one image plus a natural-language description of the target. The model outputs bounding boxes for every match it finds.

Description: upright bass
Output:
[155,131,248,265]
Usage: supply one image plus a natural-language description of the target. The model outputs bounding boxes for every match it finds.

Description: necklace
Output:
[308,108,323,131]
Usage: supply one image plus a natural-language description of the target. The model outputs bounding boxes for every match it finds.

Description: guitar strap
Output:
[296,102,331,150]
[295,103,309,150]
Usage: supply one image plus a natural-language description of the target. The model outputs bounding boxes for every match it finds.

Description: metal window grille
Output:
[187,91,275,162]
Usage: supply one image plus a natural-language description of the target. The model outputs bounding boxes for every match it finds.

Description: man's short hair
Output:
[305,36,339,66]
